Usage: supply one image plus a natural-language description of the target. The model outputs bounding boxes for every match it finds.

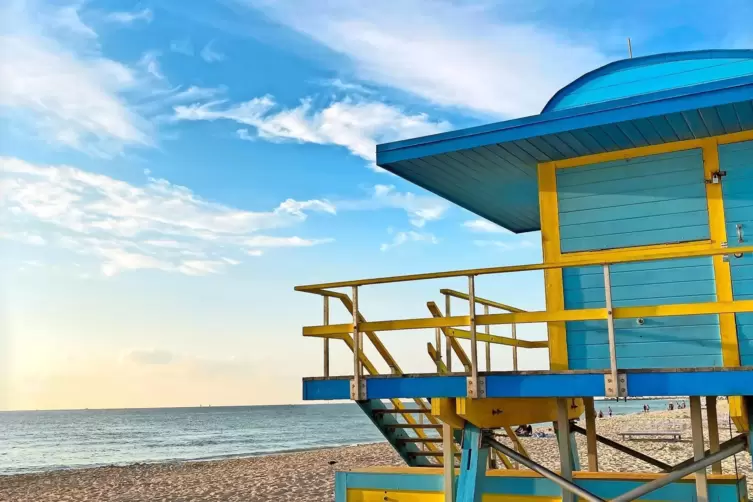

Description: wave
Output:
[0,440,385,476]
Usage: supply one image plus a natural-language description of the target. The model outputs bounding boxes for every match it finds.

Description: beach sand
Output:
[2,404,751,502]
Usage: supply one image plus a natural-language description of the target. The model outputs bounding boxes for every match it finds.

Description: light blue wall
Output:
[548,55,753,112]
[557,149,721,370]
[557,149,709,253]
[719,140,753,366]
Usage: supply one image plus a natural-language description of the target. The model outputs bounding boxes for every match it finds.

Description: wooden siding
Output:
[557,149,709,253]
[557,149,720,370]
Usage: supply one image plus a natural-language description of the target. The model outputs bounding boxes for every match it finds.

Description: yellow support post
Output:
[537,161,567,370]
[702,140,748,433]
[584,397,599,472]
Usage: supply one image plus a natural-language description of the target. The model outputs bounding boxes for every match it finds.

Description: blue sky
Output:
[2,0,752,410]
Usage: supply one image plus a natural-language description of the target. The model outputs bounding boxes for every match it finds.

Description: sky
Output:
[1,0,752,410]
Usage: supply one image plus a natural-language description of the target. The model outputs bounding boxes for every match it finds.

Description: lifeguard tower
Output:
[296,50,753,501]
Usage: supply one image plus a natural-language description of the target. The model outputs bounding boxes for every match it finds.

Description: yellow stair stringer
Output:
[332,293,441,425]
[337,332,444,462]
[426,302,472,371]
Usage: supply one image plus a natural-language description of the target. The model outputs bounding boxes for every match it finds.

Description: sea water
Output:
[0,399,673,475]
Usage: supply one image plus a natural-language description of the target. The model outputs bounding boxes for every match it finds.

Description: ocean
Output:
[0,399,674,475]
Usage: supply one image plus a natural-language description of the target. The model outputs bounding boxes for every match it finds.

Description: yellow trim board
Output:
[560,240,713,263]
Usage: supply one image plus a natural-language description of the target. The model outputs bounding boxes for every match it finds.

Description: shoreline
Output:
[3,406,750,502]
[1,440,386,477]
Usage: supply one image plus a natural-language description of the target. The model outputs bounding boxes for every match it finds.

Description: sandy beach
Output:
[2,404,751,502]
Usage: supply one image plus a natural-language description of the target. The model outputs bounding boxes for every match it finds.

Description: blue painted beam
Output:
[376,74,753,164]
[302,368,753,401]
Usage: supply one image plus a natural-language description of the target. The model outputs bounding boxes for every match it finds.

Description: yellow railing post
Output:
[351,286,364,400]
[511,322,518,371]
[445,293,452,372]
[484,305,491,371]
[467,275,484,398]
[323,295,330,378]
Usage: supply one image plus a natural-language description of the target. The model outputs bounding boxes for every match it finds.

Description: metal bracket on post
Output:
[466,375,486,398]
[604,373,628,398]
[603,265,623,399]
[350,378,367,401]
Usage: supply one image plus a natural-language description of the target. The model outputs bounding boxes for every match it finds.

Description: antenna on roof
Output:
[627,37,633,58]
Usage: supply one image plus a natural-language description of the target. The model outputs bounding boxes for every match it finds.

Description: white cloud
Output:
[380,230,438,252]
[0,5,151,156]
[320,78,372,94]
[54,5,97,38]
[1,231,46,246]
[243,235,333,247]
[170,39,194,55]
[337,184,449,227]
[169,86,224,103]
[200,41,225,62]
[248,0,607,117]
[463,218,510,234]
[174,95,450,167]
[0,156,335,276]
[139,51,164,80]
[106,8,153,25]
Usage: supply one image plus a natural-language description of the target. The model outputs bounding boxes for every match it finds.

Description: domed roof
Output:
[544,50,753,113]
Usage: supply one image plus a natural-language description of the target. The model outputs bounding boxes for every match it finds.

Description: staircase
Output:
[323,292,512,468]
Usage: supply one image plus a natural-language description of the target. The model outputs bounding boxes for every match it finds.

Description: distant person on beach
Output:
[608,407,612,417]
[598,410,604,419]
[668,403,674,411]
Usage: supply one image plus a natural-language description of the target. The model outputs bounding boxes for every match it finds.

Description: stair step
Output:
[409,452,462,457]
[373,408,431,414]
[398,438,443,443]
[386,424,442,429]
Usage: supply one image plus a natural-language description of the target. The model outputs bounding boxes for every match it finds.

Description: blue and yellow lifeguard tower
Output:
[297,50,753,501]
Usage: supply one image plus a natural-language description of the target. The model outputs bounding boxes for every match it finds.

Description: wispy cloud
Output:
[166,85,226,103]
[463,218,510,234]
[170,38,194,56]
[0,3,151,156]
[380,230,438,252]
[318,78,372,94]
[337,184,449,227]
[247,0,607,117]
[0,157,335,277]
[200,41,225,62]
[173,95,450,168]
[139,51,164,80]
[54,5,98,38]
[106,8,153,25]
